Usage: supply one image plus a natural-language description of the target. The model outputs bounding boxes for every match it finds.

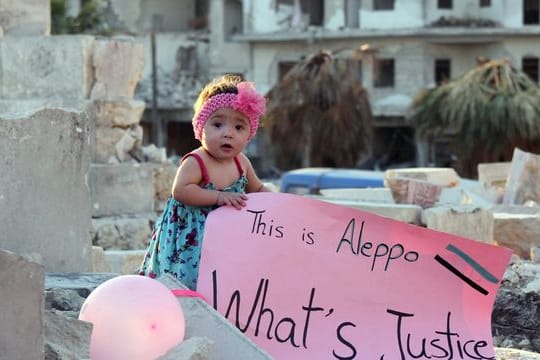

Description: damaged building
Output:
[75,0,540,173]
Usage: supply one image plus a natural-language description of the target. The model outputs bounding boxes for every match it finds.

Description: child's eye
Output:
[235,124,245,131]
[213,122,222,128]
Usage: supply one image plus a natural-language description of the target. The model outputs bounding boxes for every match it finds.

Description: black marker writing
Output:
[336,218,419,271]
[387,309,494,360]
[247,209,284,238]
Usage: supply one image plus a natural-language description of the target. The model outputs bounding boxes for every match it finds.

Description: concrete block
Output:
[0,35,94,99]
[319,188,394,203]
[44,309,92,360]
[478,162,510,189]
[0,248,44,360]
[104,249,147,274]
[493,205,540,259]
[385,176,442,208]
[45,273,118,294]
[92,215,152,250]
[93,99,145,127]
[384,167,460,187]
[504,148,540,205]
[494,348,540,359]
[153,162,177,203]
[92,246,112,273]
[90,38,145,99]
[421,205,494,243]
[89,163,155,217]
[311,196,422,224]
[0,0,50,35]
[0,108,93,272]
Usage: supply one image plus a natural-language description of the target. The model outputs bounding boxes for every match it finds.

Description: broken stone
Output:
[504,148,540,205]
[90,38,145,99]
[385,176,442,208]
[421,205,494,243]
[93,99,145,128]
[0,108,93,272]
[44,309,92,360]
[159,336,214,360]
[92,215,152,250]
[493,205,540,259]
[0,248,44,360]
[477,161,510,204]
[89,164,155,217]
[91,246,112,273]
[104,249,147,275]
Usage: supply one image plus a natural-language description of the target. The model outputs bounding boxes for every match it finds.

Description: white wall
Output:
[139,33,205,78]
[501,0,524,28]
[361,0,424,29]
[325,0,346,30]
[247,0,295,33]
[425,0,505,24]
[208,0,250,75]
[138,0,194,32]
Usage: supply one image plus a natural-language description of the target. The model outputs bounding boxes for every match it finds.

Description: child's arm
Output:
[241,153,274,193]
[172,156,247,208]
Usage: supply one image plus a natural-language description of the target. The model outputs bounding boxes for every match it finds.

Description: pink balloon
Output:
[79,275,185,360]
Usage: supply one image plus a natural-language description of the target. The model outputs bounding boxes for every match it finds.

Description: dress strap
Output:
[181,153,209,185]
[234,156,244,176]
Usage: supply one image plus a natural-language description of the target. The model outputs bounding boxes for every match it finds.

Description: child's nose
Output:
[223,125,234,137]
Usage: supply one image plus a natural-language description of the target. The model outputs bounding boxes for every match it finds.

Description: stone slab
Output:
[44,309,92,360]
[493,206,540,259]
[90,38,145,99]
[92,215,152,250]
[92,246,112,273]
[0,108,93,272]
[0,248,44,360]
[45,273,118,295]
[422,204,494,243]
[89,163,155,217]
[310,196,423,224]
[104,249,146,274]
[504,148,540,205]
[0,35,94,100]
[0,0,50,35]
[384,167,460,187]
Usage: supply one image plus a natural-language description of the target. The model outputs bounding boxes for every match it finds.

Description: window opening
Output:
[374,58,395,87]
[438,0,453,9]
[374,0,395,10]
[524,0,540,25]
[523,57,539,82]
[435,59,451,85]
[479,0,491,7]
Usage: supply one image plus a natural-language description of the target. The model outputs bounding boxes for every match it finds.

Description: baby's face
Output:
[201,107,251,160]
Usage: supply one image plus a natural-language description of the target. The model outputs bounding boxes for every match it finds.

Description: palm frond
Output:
[410,58,540,162]
[263,50,373,170]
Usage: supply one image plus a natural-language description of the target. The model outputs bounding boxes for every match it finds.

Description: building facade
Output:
[210,0,540,169]
[68,0,540,172]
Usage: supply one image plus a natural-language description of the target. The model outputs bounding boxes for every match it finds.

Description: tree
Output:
[51,0,110,35]
[262,50,373,170]
[410,58,540,178]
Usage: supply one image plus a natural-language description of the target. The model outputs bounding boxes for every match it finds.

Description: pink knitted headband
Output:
[192,81,266,141]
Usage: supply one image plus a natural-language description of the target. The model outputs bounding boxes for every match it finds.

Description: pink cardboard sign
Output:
[198,193,511,359]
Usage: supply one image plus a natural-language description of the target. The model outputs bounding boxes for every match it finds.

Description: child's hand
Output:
[216,191,248,209]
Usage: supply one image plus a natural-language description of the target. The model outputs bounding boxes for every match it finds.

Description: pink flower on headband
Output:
[232,82,266,120]
[192,81,266,141]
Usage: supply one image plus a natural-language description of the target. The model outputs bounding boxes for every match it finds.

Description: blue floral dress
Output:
[139,152,247,290]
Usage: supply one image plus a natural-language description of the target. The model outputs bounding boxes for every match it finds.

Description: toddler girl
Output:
[139,75,271,290]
